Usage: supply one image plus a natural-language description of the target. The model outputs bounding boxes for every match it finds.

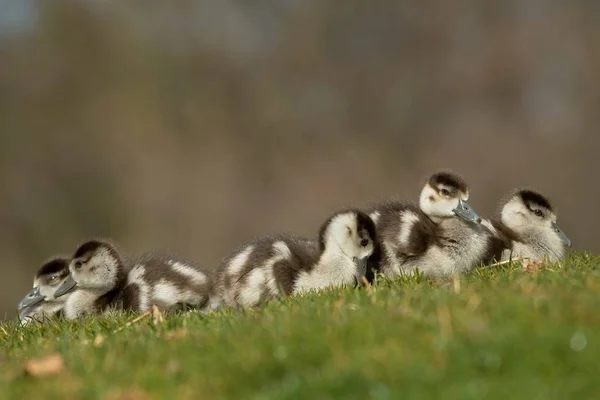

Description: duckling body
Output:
[55,240,213,319]
[369,171,492,278]
[213,209,376,309]
[482,190,571,263]
[17,256,71,325]
[125,252,213,313]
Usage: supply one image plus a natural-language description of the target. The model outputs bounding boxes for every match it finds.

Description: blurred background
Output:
[0,0,598,319]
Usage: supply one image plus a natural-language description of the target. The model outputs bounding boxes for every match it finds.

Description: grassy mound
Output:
[1,253,599,399]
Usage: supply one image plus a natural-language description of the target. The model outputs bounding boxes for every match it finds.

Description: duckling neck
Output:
[427,215,444,225]
[436,218,490,268]
[64,272,127,319]
[511,226,565,262]
[40,301,64,316]
[293,246,357,292]
[64,290,101,319]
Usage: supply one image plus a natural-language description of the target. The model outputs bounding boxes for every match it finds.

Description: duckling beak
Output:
[551,222,572,248]
[352,256,368,284]
[453,199,482,224]
[54,275,77,298]
[17,287,44,311]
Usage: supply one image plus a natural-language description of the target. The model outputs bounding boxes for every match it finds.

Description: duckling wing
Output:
[122,253,214,313]
[379,206,437,256]
[369,203,437,276]
[271,237,320,295]
[214,235,310,307]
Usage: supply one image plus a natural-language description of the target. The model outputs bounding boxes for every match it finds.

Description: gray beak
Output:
[17,286,43,311]
[453,199,482,224]
[54,275,77,298]
[18,304,33,320]
[551,221,571,248]
[353,256,368,284]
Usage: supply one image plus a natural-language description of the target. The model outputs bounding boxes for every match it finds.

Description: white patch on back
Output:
[273,241,292,259]
[380,241,401,276]
[227,246,254,277]
[398,210,419,247]
[152,280,183,305]
[151,277,206,309]
[127,264,150,312]
[266,241,292,296]
[235,241,291,307]
[168,261,207,286]
[237,268,266,306]
[370,211,380,225]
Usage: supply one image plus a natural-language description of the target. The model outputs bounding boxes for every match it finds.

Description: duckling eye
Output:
[74,260,84,270]
[533,209,543,218]
[440,188,450,196]
[48,275,57,282]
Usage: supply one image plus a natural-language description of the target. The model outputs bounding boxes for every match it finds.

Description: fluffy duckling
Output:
[53,240,127,319]
[368,171,492,278]
[17,256,71,325]
[54,240,212,319]
[126,251,214,313]
[482,189,571,263]
[212,209,376,310]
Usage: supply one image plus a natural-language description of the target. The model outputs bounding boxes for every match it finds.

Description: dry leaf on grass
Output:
[94,334,105,347]
[452,274,461,293]
[488,257,526,268]
[522,259,545,272]
[24,353,65,378]
[152,305,164,325]
[112,311,151,333]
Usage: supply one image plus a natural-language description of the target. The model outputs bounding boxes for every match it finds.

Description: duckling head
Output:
[501,189,571,248]
[54,240,124,298]
[419,171,482,224]
[17,256,70,312]
[318,210,377,277]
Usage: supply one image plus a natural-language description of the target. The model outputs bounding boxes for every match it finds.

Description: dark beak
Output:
[54,275,77,298]
[353,256,368,282]
[17,286,44,311]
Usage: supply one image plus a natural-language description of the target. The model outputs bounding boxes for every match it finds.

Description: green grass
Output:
[1,253,599,400]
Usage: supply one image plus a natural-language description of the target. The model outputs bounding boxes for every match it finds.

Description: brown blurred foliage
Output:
[0,0,598,319]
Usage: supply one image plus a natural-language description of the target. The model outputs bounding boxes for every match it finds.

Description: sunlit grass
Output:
[1,253,599,399]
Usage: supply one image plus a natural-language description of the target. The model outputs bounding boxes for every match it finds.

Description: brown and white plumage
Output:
[54,240,213,319]
[17,256,71,326]
[369,171,493,278]
[482,189,571,264]
[211,209,377,310]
